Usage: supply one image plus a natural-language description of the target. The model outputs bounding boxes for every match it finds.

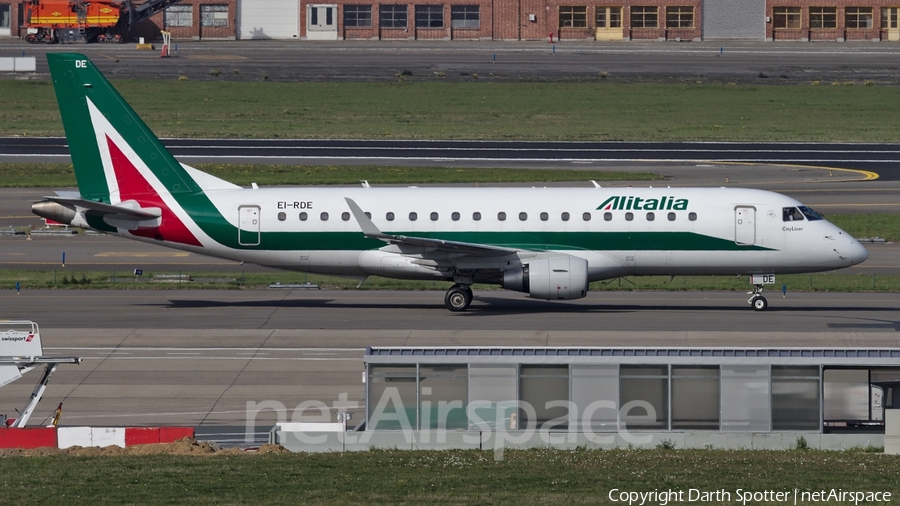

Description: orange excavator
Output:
[24,0,183,44]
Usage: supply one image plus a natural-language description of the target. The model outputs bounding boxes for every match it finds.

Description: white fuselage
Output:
[115,186,868,283]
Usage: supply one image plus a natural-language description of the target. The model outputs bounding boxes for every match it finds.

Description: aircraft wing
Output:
[345,198,516,255]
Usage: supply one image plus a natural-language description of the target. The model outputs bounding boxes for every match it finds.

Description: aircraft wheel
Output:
[445,285,472,312]
[752,296,768,311]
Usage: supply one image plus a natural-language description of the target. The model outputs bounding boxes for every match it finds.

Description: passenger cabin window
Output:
[277,212,286,221]
[604,212,612,221]
[688,212,697,221]
[783,207,805,222]
[519,212,527,221]
[667,212,676,221]
[561,212,570,222]
[582,212,591,221]
[342,212,351,221]
[473,212,482,221]
[430,212,439,221]
[451,212,460,221]
[386,212,395,221]
[365,212,371,219]
[320,212,329,221]
[300,212,308,221]
[646,212,655,221]
[498,212,506,221]
[625,212,634,221]
[409,212,418,221]
[540,212,549,221]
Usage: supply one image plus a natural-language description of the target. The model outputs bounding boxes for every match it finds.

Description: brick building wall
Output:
[765,0,894,41]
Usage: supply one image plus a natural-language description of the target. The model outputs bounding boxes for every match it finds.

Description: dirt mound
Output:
[0,438,286,457]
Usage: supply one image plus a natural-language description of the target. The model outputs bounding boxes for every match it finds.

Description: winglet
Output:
[344,198,385,238]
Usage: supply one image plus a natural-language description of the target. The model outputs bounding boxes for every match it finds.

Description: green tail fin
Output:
[47,53,198,203]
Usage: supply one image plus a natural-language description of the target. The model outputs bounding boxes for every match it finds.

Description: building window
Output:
[772,367,820,430]
[345,5,373,27]
[200,5,228,27]
[165,5,192,27]
[520,366,569,430]
[415,5,443,28]
[380,5,408,28]
[559,6,588,28]
[596,6,622,28]
[672,366,720,430]
[368,365,417,430]
[665,6,693,28]
[882,7,899,29]
[0,5,10,28]
[451,5,479,28]
[419,366,468,430]
[620,365,669,430]
[810,7,837,28]
[846,7,873,28]
[630,6,658,28]
[773,7,801,28]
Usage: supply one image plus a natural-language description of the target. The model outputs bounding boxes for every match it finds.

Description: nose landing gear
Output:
[445,284,473,312]
[748,284,768,311]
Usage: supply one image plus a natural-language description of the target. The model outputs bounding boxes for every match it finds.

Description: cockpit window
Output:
[798,206,824,221]
[782,207,805,222]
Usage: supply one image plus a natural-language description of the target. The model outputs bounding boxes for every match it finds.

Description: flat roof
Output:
[364,347,900,366]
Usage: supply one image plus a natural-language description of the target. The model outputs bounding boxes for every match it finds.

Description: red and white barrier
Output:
[0,426,194,449]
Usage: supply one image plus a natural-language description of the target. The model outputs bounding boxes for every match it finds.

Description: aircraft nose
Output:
[850,240,869,265]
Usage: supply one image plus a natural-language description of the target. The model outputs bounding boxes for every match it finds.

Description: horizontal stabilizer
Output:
[43,196,161,220]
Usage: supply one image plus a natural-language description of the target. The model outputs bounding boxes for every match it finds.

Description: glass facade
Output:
[365,360,898,434]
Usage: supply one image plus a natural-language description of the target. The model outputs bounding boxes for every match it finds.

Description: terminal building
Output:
[3,0,900,41]
[271,346,900,452]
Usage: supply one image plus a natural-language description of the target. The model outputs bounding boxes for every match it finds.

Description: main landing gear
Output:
[444,284,473,312]
[748,284,768,311]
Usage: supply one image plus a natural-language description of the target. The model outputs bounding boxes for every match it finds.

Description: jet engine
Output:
[501,255,589,300]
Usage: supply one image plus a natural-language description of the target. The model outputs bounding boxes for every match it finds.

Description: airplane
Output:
[32,53,869,312]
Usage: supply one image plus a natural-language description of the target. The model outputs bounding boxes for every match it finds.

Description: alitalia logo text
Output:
[597,195,689,211]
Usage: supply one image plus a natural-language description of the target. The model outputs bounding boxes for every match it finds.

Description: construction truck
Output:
[24,0,184,44]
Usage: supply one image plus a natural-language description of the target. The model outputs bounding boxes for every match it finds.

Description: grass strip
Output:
[0,449,896,505]
[3,270,897,292]
[0,163,658,187]
[6,79,900,141]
